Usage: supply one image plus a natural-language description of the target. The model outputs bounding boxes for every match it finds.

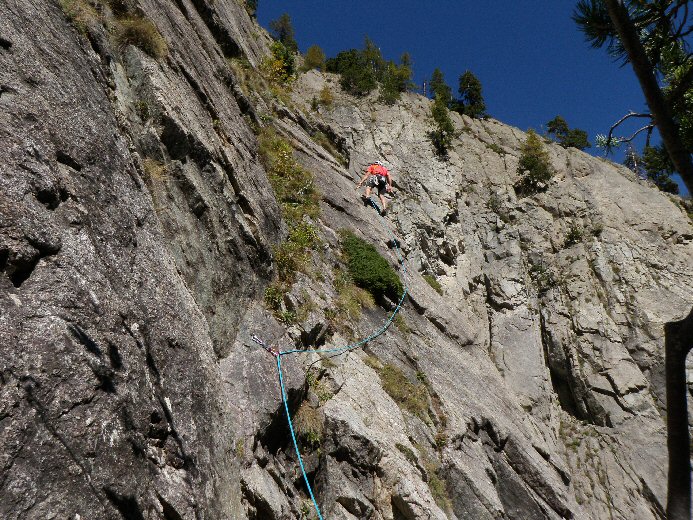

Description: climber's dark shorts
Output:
[367,175,388,195]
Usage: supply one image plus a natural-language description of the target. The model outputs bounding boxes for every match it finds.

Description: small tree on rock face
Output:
[546,115,591,150]
[644,145,679,194]
[379,54,414,105]
[269,13,298,53]
[456,70,486,118]
[429,93,455,157]
[302,44,326,71]
[326,49,377,96]
[515,130,555,195]
[430,68,452,104]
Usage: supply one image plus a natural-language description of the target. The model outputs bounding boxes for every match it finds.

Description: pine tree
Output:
[430,68,452,104]
[362,36,385,79]
[644,145,679,194]
[457,70,486,118]
[515,130,554,195]
[429,93,455,156]
[546,115,591,150]
[269,13,298,53]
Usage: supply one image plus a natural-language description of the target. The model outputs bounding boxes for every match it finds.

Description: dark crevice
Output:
[0,84,17,98]
[69,324,103,358]
[0,248,9,272]
[56,151,83,171]
[104,488,145,520]
[35,187,62,210]
[107,341,124,370]
[158,494,185,520]
[177,63,219,123]
[19,375,107,509]
[188,0,243,58]
[122,320,196,473]
[0,37,12,50]
[257,386,304,455]
[8,236,60,287]
[171,0,190,19]
[9,254,40,288]
[160,115,212,165]
[68,324,119,393]
[323,196,348,214]
[242,480,276,520]
[549,367,582,418]
[539,313,610,427]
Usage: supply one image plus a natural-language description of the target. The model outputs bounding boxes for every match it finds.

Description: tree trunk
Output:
[664,306,693,520]
[604,0,693,194]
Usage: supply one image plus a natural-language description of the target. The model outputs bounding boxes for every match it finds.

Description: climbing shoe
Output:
[381,208,387,216]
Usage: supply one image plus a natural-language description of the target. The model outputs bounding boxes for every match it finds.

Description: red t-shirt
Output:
[367,164,390,178]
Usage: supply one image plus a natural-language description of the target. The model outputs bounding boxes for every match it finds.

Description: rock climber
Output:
[355,160,393,216]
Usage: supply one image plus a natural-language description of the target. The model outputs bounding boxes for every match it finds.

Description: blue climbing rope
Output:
[253,198,409,519]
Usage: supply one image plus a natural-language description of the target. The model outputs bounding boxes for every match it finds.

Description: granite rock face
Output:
[1,2,692,519]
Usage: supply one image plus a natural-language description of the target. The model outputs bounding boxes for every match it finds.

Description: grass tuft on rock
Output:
[293,402,323,450]
[340,230,403,302]
[115,16,168,59]
[378,364,429,421]
[423,274,443,295]
[59,0,100,34]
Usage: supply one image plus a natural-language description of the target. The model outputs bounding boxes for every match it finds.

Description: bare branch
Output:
[623,123,656,143]
[604,111,653,151]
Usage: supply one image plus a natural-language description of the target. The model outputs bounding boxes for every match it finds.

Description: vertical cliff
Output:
[1,2,691,519]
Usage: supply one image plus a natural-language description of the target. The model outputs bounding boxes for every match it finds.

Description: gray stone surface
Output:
[1,1,691,519]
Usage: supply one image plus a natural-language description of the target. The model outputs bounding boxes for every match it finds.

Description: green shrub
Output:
[326,37,411,100]
[318,85,334,107]
[454,70,486,119]
[302,44,326,71]
[396,443,417,464]
[546,115,590,150]
[340,230,403,301]
[115,16,168,59]
[264,283,285,311]
[260,41,296,84]
[258,129,320,224]
[274,222,320,282]
[326,48,377,96]
[269,13,298,53]
[379,56,413,105]
[423,274,443,295]
[528,261,558,294]
[564,222,584,247]
[515,130,554,195]
[427,467,452,512]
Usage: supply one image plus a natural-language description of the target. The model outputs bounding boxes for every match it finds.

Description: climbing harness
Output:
[250,198,409,520]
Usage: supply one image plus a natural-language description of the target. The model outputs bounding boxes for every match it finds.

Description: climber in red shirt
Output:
[355,161,393,216]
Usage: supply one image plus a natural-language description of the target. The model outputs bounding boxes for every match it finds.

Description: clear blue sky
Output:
[258,1,688,195]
